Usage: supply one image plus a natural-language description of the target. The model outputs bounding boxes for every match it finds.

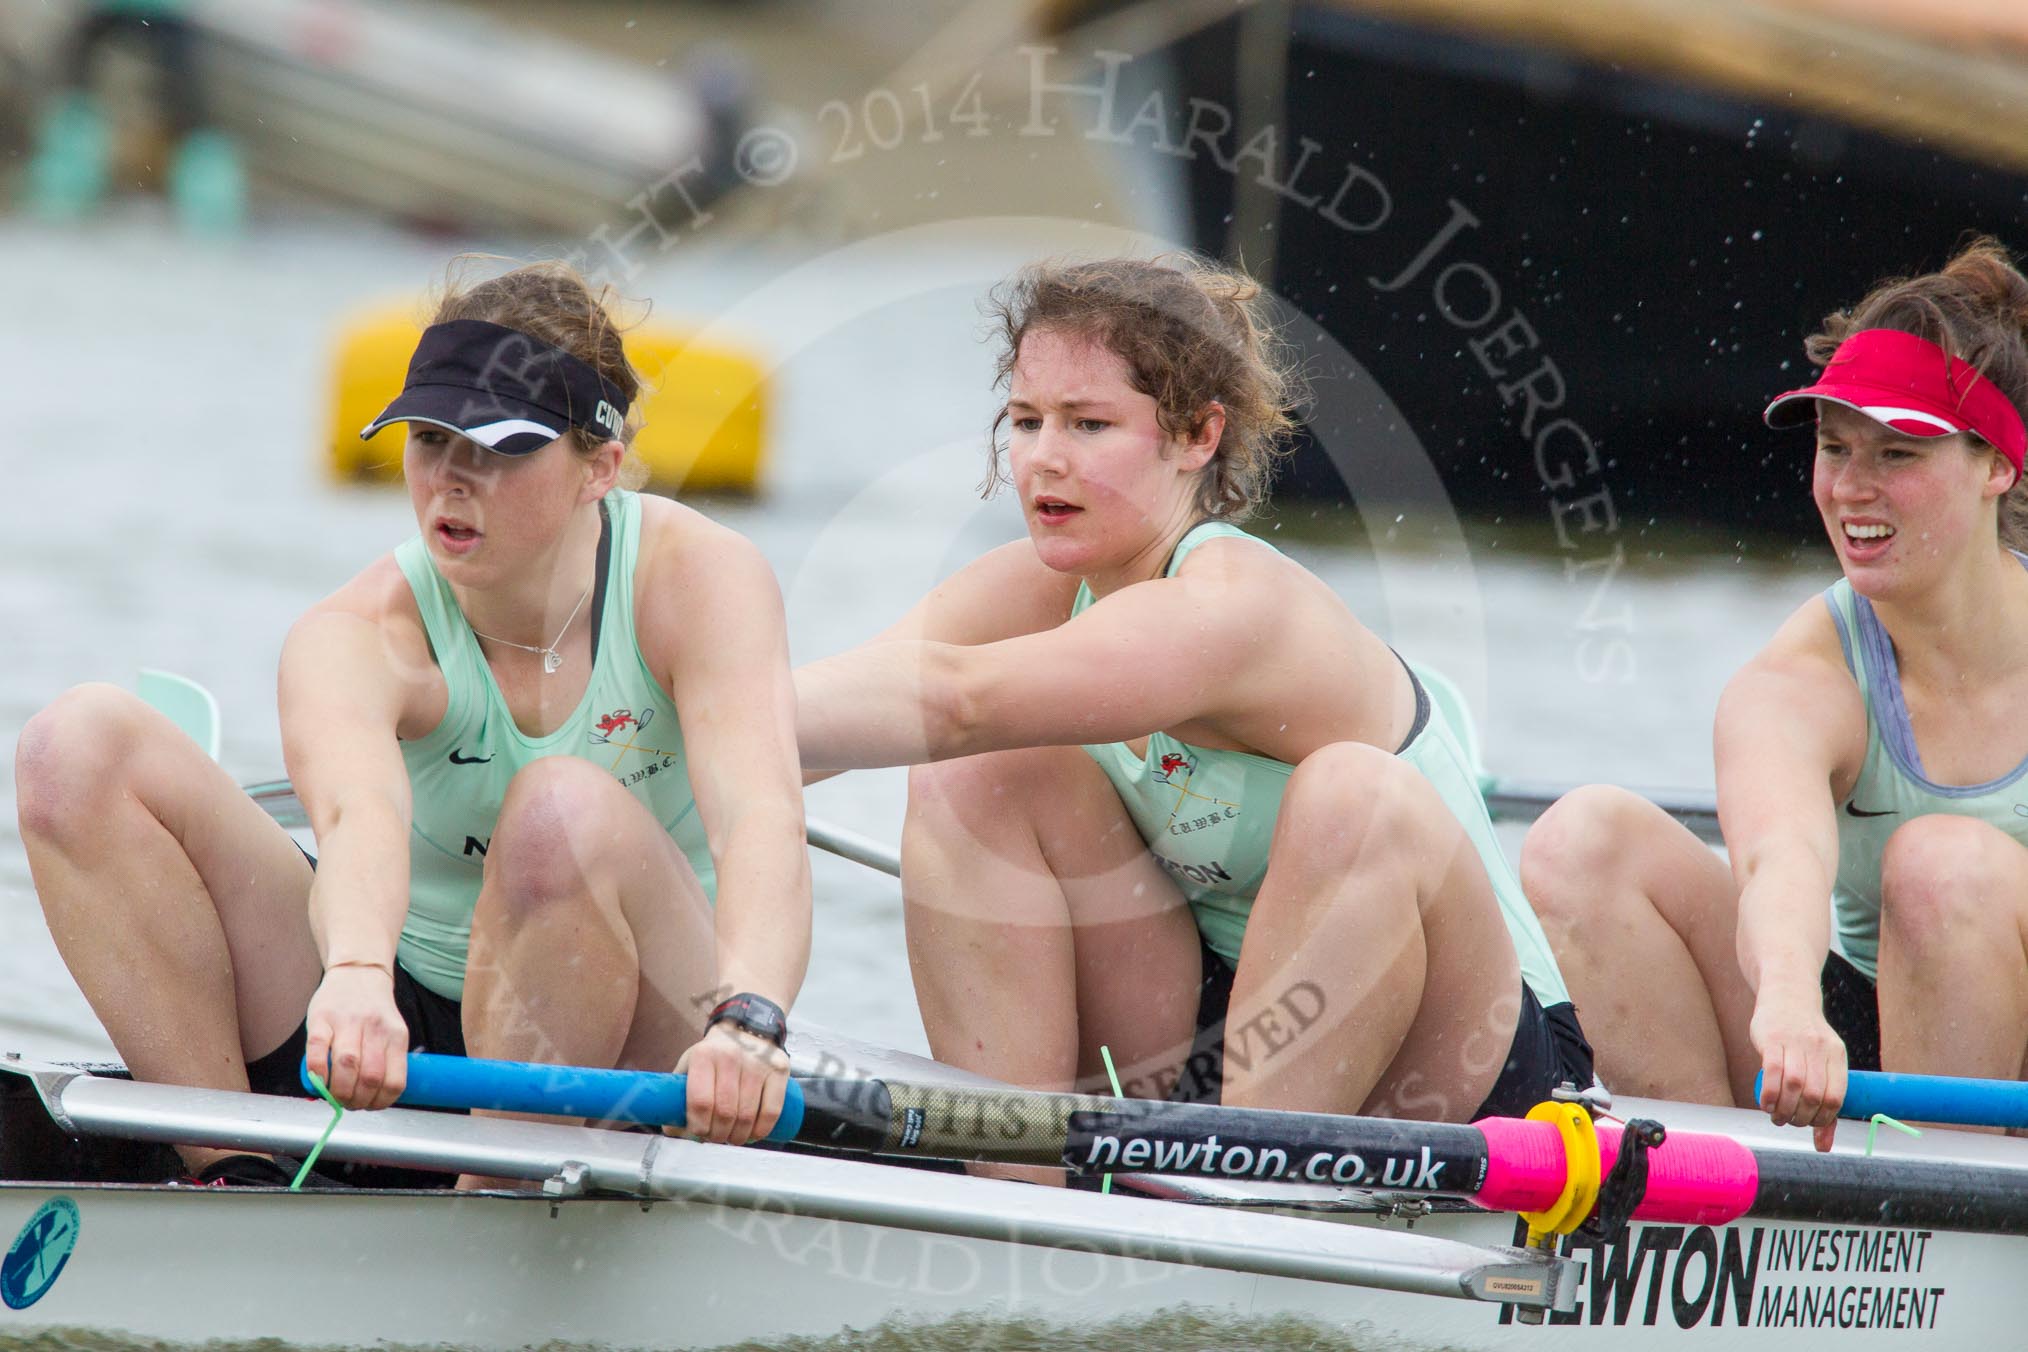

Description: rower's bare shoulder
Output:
[282,554,441,734]
[1720,594,1865,760]
[1737,594,1855,692]
[1168,533,1342,638]
[634,494,773,594]
[633,490,705,554]
[1167,533,1386,742]
[631,497,783,687]
[1171,532,1313,593]
[291,555,425,652]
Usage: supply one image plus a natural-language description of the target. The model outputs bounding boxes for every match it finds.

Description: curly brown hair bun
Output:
[1806,236,2028,550]
[983,254,1305,522]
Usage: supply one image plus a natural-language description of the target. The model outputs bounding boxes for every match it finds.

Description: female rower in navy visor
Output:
[16,261,808,1183]
[1522,238,2028,1149]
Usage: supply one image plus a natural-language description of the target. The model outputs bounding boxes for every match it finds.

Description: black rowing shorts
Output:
[1172,940,1595,1119]
[244,843,467,1101]
[243,962,466,1101]
[1821,950,1883,1073]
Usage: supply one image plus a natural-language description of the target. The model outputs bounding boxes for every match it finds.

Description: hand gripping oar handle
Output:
[302,1053,807,1141]
[1755,1067,2028,1130]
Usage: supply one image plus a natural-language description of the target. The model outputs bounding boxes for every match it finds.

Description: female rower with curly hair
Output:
[797,254,1587,1154]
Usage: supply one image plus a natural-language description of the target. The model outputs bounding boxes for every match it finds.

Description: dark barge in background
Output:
[1048,0,2028,544]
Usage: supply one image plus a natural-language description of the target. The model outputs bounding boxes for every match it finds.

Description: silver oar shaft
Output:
[46,1070,608,1184]
[804,818,901,876]
[243,779,904,876]
[28,1066,1571,1311]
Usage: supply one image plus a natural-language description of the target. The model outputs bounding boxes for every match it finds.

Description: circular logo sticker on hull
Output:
[2,1197,81,1311]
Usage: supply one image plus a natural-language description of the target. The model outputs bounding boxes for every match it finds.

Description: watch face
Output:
[715,995,787,1047]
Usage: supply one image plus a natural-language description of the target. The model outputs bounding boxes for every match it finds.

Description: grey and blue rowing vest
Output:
[1824,562,2028,981]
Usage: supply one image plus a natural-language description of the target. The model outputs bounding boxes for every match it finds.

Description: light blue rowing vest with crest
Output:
[1074,522,1569,1008]
[391,489,713,1000]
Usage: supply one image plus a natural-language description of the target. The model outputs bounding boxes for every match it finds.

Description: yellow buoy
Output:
[327,304,768,493]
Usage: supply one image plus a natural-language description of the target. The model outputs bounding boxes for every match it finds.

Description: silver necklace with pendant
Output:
[470,583,592,675]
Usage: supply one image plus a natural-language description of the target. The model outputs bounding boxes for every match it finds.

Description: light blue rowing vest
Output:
[392,490,714,1000]
[1076,521,1570,1007]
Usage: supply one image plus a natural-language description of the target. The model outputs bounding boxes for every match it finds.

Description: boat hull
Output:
[0,1176,2007,1349]
[6,1033,2023,1349]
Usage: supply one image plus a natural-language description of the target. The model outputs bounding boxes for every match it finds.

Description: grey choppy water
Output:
[1,212,1829,1350]
[0,1310,1395,1352]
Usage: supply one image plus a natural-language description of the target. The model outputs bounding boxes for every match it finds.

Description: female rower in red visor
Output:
[1522,238,2028,1149]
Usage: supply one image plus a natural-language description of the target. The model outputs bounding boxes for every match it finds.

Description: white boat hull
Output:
[6,1032,2026,1349]
[0,1176,2008,1349]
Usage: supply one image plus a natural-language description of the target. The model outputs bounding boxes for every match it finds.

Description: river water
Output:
[0,210,1830,1348]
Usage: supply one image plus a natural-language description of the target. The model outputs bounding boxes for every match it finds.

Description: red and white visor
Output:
[1764,327,2026,478]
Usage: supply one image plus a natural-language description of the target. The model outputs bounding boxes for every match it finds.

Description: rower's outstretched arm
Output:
[796,552,1262,769]
[646,522,810,1013]
[279,593,417,1112]
[1716,610,1868,1152]
[794,540,1076,772]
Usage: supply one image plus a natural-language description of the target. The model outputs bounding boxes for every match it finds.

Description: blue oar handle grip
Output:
[1755,1068,2028,1130]
[300,1053,805,1141]
[1840,1069,2028,1130]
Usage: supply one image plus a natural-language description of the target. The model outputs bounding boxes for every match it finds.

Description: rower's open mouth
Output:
[437,522,480,544]
[1035,500,1080,521]
[1843,522,1894,543]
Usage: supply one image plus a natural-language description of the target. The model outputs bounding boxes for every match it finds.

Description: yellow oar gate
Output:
[1518,1100,1600,1251]
[327,305,769,493]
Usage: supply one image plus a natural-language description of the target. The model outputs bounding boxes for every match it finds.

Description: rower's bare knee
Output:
[906,745,1100,850]
[485,758,627,916]
[1881,815,2022,954]
[906,753,1005,825]
[15,683,156,846]
[908,746,1065,820]
[1277,741,1431,873]
[1519,784,1649,926]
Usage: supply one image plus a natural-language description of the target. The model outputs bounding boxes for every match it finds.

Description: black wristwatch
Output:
[707,992,789,1050]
